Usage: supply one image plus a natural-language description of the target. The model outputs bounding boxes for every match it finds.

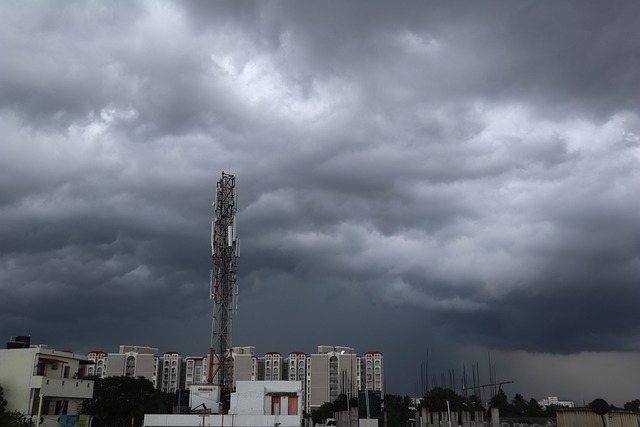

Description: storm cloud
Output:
[1,1,639,404]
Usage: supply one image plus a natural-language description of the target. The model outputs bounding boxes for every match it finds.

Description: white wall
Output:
[144,414,302,427]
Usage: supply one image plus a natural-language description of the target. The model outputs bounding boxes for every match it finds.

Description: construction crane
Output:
[208,172,240,412]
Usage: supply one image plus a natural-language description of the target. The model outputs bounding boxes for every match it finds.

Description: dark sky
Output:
[1,1,639,405]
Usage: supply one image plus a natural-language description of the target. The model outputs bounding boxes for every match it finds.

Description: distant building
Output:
[207,345,383,414]
[161,352,184,393]
[185,356,208,387]
[264,352,284,381]
[0,345,94,425]
[306,346,360,414]
[87,345,161,388]
[86,350,109,378]
[362,351,384,393]
[539,396,575,408]
[232,347,258,385]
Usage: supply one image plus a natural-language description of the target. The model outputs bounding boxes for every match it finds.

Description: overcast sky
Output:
[1,0,639,406]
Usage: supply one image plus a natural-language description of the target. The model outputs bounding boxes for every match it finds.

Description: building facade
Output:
[87,345,160,389]
[306,346,360,414]
[232,347,258,385]
[185,356,208,388]
[161,352,184,393]
[0,346,94,426]
[362,352,384,393]
[264,352,284,381]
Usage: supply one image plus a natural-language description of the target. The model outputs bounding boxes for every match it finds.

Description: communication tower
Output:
[208,172,239,407]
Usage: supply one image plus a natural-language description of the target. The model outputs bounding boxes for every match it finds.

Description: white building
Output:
[362,352,383,393]
[264,352,283,381]
[185,356,208,387]
[0,346,94,426]
[162,352,184,393]
[144,380,303,427]
[539,396,575,408]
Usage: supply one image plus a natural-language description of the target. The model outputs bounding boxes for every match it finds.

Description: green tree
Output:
[489,389,514,416]
[424,387,463,413]
[383,395,414,427]
[624,399,640,412]
[311,402,334,425]
[0,384,30,427]
[511,393,527,416]
[82,376,173,427]
[527,398,543,417]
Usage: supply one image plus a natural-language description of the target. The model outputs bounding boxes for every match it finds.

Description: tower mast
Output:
[208,172,239,410]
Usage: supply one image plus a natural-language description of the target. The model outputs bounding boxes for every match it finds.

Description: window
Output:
[54,400,68,415]
[126,356,136,377]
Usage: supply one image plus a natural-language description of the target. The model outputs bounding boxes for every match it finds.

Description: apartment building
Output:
[362,351,384,393]
[0,344,94,426]
[185,356,208,387]
[86,345,160,388]
[306,346,360,413]
[86,350,108,378]
[161,352,183,393]
[232,346,258,385]
[264,352,284,381]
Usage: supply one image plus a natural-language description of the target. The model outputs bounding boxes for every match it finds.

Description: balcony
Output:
[31,377,94,400]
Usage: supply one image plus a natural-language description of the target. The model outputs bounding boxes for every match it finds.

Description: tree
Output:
[82,376,173,427]
[0,384,30,427]
[527,398,542,417]
[383,395,414,427]
[489,389,514,416]
[511,393,527,417]
[624,399,640,412]
[424,387,463,413]
[311,402,334,425]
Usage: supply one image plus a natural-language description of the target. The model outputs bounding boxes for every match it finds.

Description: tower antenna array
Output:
[208,172,239,406]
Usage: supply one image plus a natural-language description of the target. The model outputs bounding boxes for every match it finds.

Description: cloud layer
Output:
[1,1,639,403]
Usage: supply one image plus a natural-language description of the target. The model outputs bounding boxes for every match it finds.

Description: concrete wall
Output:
[106,353,125,376]
[144,413,301,427]
[0,348,37,413]
[308,354,329,411]
[557,409,640,427]
[230,380,302,417]
[233,353,254,383]
[133,353,157,379]
[420,409,488,427]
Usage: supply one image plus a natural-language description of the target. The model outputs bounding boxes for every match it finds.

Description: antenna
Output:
[208,172,239,413]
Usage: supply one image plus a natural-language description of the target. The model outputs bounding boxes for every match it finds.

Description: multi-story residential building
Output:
[161,352,183,393]
[0,344,94,425]
[306,346,359,414]
[232,347,258,386]
[185,356,208,387]
[362,351,384,393]
[86,350,108,378]
[287,352,306,382]
[264,352,283,381]
[288,352,307,411]
[86,345,161,388]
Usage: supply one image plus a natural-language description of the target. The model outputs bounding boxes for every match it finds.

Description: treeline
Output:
[382,387,640,426]
[421,387,640,416]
